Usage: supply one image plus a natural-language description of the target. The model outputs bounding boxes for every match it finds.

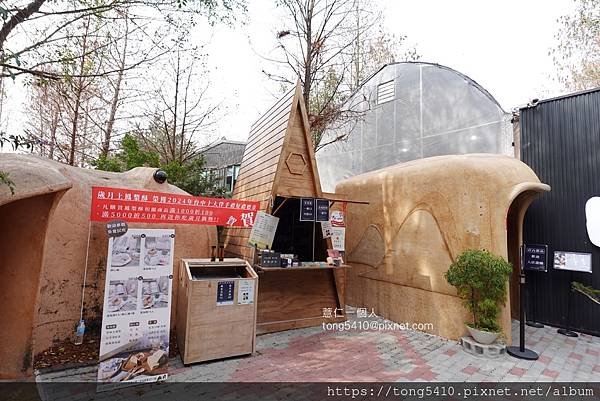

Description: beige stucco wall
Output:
[0,155,217,377]
[336,154,549,342]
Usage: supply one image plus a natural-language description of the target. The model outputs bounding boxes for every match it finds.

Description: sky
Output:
[2,0,577,147]
[196,0,576,143]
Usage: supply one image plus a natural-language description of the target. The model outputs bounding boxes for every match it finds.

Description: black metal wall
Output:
[520,89,600,337]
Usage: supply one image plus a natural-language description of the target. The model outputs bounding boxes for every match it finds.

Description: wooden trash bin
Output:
[177,258,258,364]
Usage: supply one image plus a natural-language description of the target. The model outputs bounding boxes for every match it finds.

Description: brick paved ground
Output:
[38,308,600,383]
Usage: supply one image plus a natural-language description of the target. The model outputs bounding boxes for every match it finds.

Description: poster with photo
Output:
[98,228,175,387]
[553,251,592,273]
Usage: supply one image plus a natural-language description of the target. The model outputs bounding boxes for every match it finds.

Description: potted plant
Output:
[444,249,513,345]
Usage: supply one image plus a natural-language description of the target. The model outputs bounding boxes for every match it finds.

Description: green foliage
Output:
[0,171,15,195]
[1,131,35,195]
[444,249,513,333]
[93,135,225,197]
[92,134,160,172]
[572,281,600,304]
[162,157,226,198]
[0,131,34,152]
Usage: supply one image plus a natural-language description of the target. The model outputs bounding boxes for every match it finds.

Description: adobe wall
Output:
[0,155,217,377]
[336,154,549,341]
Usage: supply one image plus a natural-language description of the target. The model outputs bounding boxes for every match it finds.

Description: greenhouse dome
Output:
[316,62,514,192]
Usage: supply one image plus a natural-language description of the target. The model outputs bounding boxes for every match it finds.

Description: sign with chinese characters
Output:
[90,186,258,227]
[248,211,279,249]
[217,281,235,306]
[553,251,593,273]
[237,279,255,305]
[106,220,128,238]
[300,198,315,221]
[331,227,346,251]
[97,229,175,386]
[523,244,548,272]
[316,199,330,222]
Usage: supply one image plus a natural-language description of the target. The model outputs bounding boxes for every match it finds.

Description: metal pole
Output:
[312,220,315,262]
[507,244,539,360]
[558,271,579,337]
[519,271,526,352]
[79,221,92,321]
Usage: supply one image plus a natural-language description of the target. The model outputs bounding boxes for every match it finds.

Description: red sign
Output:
[90,186,259,227]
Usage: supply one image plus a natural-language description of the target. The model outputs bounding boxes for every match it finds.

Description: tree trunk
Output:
[102,16,129,156]
[0,0,47,54]
[68,17,91,166]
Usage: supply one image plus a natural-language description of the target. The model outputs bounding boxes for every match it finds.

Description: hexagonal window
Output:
[285,152,308,175]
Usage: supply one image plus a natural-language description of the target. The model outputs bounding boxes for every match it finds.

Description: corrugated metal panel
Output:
[520,89,600,336]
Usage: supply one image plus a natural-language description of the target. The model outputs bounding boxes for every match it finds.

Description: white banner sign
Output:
[98,229,175,386]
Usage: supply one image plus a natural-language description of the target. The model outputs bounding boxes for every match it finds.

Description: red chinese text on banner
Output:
[90,186,259,227]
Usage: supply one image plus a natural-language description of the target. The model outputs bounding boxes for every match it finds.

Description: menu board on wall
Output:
[553,251,593,273]
[97,229,175,387]
[300,198,316,221]
[316,199,330,222]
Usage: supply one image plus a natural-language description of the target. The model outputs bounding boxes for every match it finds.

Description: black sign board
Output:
[523,244,548,272]
[106,220,128,237]
[217,281,235,306]
[260,251,281,267]
[316,199,330,222]
[300,198,315,221]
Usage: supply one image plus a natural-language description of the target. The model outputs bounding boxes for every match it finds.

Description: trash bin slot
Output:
[188,265,247,280]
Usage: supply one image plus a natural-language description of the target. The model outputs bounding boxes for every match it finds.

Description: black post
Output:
[526,272,544,328]
[508,245,539,360]
[557,271,578,337]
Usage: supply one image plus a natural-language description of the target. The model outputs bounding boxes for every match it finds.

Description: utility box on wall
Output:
[177,258,258,364]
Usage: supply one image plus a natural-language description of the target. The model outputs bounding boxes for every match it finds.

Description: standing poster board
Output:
[97,228,175,386]
[248,211,279,249]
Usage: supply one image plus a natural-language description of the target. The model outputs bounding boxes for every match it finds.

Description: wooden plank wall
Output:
[273,95,322,198]
[224,88,296,259]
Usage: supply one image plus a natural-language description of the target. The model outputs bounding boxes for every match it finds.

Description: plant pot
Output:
[466,325,499,345]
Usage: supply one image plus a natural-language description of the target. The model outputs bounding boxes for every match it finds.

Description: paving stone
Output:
[35,315,600,385]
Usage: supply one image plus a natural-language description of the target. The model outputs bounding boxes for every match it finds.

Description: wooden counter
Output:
[254,264,347,334]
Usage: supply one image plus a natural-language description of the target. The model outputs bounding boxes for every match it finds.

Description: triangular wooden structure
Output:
[224,83,346,334]
[225,83,323,259]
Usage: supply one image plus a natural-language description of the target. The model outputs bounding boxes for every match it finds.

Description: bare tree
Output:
[552,0,600,90]
[0,0,246,79]
[21,0,244,165]
[134,45,220,164]
[264,0,417,150]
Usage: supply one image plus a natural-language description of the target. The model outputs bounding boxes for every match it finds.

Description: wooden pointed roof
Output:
[225,83,323,259]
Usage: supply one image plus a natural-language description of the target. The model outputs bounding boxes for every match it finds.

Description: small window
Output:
[376,80,395,105]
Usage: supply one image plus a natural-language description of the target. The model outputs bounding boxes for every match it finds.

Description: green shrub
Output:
[444,249,513,333]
